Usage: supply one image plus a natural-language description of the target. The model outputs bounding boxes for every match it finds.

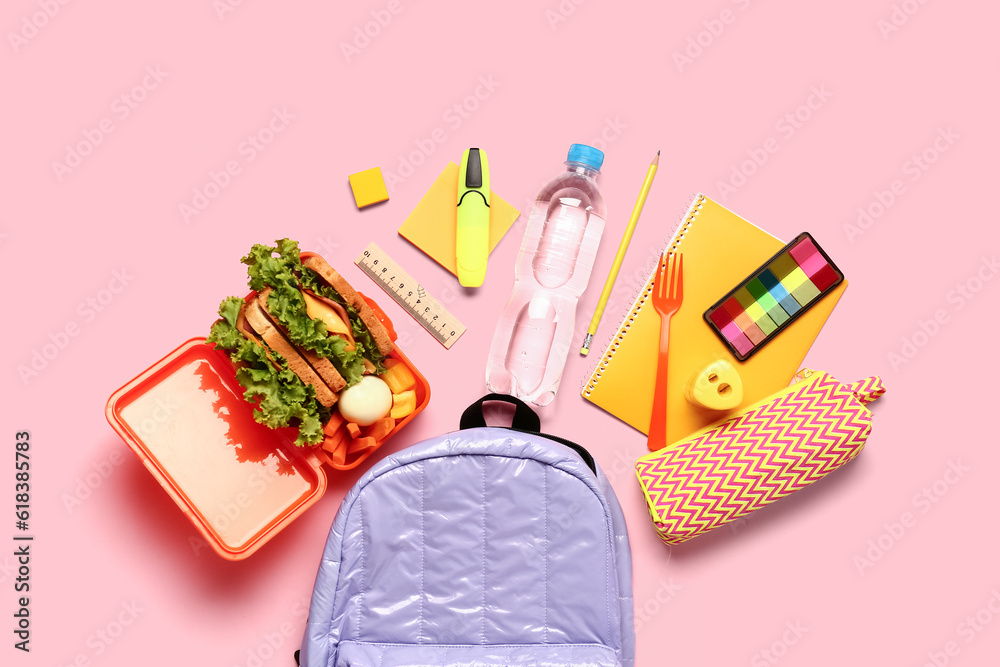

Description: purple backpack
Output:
[299,395,635,667]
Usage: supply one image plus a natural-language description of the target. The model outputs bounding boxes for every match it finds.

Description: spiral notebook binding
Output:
[581,193,706,397]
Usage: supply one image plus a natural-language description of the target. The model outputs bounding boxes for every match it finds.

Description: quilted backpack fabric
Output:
[300,395,635,667]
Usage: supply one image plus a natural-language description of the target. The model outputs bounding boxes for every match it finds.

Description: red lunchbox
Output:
[106,286,430,561]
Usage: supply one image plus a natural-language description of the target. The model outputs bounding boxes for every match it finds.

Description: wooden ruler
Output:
[354,243,466,349]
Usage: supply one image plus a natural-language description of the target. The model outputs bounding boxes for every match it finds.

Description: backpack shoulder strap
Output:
[459,394,596,474]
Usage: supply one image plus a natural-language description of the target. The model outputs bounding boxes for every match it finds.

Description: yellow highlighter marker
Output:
[581,150,660,355]
[456,147,490,287]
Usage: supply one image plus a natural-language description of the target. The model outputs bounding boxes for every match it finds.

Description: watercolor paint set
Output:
[704,232,844,361]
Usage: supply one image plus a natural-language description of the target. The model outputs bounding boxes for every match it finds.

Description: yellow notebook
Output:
[582,194,847,445]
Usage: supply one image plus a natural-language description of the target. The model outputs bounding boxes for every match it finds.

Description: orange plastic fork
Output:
[647,252,683,451]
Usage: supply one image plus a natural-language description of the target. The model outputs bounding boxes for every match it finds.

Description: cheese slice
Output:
[302,290,356,350]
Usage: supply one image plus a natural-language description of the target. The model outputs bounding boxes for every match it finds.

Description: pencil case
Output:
[634,369,885,545]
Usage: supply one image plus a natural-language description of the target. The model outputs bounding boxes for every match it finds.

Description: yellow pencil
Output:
[581,150,660,355]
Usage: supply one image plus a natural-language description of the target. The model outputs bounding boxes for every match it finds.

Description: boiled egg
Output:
[337,376,392,426]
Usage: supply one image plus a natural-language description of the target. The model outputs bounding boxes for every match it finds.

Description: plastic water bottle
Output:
[486,144,607,407]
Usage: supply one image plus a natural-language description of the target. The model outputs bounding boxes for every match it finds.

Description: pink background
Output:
[3,1,998,665]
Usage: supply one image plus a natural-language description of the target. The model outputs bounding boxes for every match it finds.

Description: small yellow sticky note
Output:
[398,162,520,277]
[348,167,389,208]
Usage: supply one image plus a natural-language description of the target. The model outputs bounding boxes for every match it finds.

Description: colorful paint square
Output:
[721,320,753,356]
[788,236,818,265]
[809,264,840,291]
[748,279,781,314]
[757,269,780,290]
[709,306,733,329]
[770,252,798,280]
[733,311,755,331]
[729,331,754,356]
[798,251,828,278]
[743,322,766,345]
[745,277,769,300]
[720,320,743,341]
[753,311,778,335]
[722,297,745,320]
[766,303,790,326]
[778,293,801,316]
[751,306,777,332]
[791,278,821,306]
[759,271,799,316]
[733,287,755,309]
[734,288,770,323]
[780,267,809,292]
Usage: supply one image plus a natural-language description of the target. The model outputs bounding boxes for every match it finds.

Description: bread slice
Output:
[302,255,394,356]
[243,299,339,408]
[257,289,347,393]
[235,302,261,344]
[234,301,279,368]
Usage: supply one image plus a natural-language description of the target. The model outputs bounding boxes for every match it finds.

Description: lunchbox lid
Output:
[105,294,430,561]
[107,338,329,560]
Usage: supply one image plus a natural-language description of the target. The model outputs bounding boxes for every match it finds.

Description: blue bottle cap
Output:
[567,144,604,170]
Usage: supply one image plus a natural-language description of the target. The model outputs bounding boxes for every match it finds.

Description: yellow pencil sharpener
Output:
[686,360,743,411]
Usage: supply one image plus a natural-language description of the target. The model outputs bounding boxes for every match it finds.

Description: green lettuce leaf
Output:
[207,297,326,446]
[296,259,387,368]
[241,238,384,386]
[207,239,390,445]
[349,313,386,373]
[299,265,346,305]
[206,297,246,350]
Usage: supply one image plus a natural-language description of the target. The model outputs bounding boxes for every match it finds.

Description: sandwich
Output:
[207,239,395,445]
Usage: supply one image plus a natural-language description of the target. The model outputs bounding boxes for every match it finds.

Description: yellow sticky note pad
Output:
[398,162,520,277]
[349,167,389,208]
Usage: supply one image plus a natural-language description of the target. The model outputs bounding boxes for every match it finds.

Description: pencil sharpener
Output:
[686,360,743,411]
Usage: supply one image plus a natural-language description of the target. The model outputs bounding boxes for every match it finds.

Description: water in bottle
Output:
[486,144,607,407]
